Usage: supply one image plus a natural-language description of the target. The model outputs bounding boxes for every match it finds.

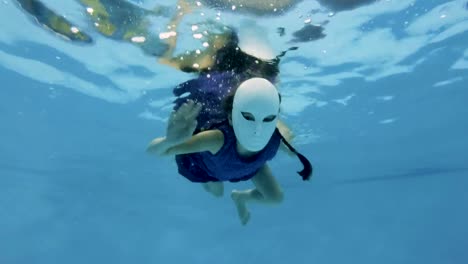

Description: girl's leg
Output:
[231,164,284,225]
[202,181,224,197]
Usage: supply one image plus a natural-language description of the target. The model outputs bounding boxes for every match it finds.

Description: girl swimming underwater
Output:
[147,78,312,225]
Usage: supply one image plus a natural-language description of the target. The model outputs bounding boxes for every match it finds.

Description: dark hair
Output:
[222,91,235,116]
[205,28,280,82]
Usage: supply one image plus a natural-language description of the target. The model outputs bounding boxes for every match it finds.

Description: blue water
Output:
[1,0,467,263]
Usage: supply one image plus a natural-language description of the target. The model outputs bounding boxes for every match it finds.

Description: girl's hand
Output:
[165,100,202,145]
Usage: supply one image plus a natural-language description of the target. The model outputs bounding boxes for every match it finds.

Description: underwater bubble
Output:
[159,31,176,39]
[379,118,397,124]
[70,27,79,34]
[439,5,449,19]
[131,36,146,43]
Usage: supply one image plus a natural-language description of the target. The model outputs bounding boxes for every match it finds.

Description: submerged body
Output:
[147,78,311,226]
[148,1,311,225]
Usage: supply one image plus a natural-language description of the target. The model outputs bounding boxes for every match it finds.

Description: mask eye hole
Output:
[263,115,277,122]
[241,112,255,121]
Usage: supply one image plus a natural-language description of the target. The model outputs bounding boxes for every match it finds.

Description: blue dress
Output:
[175,122,282,183]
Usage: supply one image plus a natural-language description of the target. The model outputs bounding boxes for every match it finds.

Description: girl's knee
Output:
[212,182,224,197]
[273,190,284,203]
[264,189,284,204]
[202,182,224,197]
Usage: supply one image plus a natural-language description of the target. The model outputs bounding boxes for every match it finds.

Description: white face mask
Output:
[232,78,280,152]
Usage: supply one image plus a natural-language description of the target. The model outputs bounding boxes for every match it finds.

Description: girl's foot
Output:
[231,190,251,226]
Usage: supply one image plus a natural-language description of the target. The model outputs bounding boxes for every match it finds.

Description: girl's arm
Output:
[277,119,294,142]
[277,119,296,157]
[146,99,218,156]
[146,129,224,156]
[158,0,188,62]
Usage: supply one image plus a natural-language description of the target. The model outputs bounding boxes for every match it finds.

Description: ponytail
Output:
[276,129,313,181]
